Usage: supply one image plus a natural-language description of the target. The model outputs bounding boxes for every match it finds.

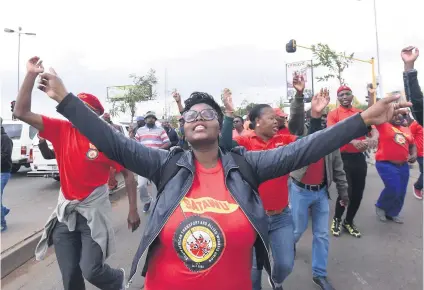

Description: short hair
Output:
[234,116,244,122]
[248,104,271,129]
[183,92,223,127]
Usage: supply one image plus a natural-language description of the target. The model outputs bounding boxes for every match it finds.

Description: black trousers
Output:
[52,213,123,290]
[334,152,367,223]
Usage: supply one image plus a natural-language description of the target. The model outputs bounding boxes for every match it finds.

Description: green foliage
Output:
[310,43,354,86]
[236,99,257,117]
[108,69,158,123]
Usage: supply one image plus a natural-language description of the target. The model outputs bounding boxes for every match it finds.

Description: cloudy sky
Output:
[1,0,423,121]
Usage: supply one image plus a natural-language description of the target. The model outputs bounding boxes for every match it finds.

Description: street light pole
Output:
[372,0,383,98]
[4,26,36,93]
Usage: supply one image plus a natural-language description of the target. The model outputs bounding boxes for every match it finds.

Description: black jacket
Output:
[1,127,13,173]
[165,127,179,147]
[56,93,368,284]
[403,69,423,126]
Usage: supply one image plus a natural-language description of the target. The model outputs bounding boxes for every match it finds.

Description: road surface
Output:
[1,165,422,290]
[1,168,60,251]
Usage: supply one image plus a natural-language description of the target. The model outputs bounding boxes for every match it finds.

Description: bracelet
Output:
[225,110,235,114]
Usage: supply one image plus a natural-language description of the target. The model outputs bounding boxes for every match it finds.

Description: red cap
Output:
[274,108,288,117]
[77,93,104,115]
[337,85,352,95]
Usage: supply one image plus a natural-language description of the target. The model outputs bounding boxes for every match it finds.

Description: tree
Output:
[108,69,158,123]
[310,43,354,86]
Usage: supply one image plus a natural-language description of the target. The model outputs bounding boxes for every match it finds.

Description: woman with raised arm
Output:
[37,60,410,290]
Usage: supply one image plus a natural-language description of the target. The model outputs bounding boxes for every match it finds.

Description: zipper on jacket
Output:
[126,169,193,287]
[224,168,271,262]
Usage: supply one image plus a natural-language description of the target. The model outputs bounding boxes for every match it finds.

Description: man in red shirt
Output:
[327,85,379,238]
[13,57,139,290]
[374,115,417,223]
[409,120,423,199]
[274,108,290,135]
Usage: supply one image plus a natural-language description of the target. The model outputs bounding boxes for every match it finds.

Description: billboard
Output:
[286,60,314,102]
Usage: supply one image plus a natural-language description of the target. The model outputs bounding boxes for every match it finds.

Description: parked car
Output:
[2,119,38,173]
[27,122,130,181]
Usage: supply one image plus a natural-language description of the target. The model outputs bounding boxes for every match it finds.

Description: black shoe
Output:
[312,276,335,290]
[331,218,342,237]
[342,220,361,238]
[143,202,151,213]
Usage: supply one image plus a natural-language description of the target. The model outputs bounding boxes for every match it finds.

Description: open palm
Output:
[222,88,234,112]
[311,89,330,113]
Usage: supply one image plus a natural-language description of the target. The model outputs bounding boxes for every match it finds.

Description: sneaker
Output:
[386,215,404,224]
[343,220,361,238]
[413,185,423,200]
[331,218,342,237]
[312,276,335,290]
[120,268,126,290]
[143,202,151,213]
[375,206,387,222]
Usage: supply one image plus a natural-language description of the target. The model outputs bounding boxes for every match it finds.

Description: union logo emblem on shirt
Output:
[173,216,225,272]
[394,133,406,145]
[86,143,99,160]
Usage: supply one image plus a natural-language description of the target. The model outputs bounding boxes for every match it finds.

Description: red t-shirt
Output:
[410,121,423,157]
[375,123,414,162]
[235,133,297,211]
[301,158,325,185]
[327,106,367,153]
[39,116,123,200]
[277,127,290,135]
[145,161,256,290]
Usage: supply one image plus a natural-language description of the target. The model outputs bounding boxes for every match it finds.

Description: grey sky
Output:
[1,0,423,121]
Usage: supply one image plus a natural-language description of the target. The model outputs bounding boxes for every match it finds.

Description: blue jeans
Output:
[1,173,11,226]
[290,181,329,277]
[415,157,423,190]
[251,207,295,290]
[376,161,409,217]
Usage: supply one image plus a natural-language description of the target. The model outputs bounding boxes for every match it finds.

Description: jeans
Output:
[138,176,155,204]
[415,157,423,190]
[375,161,409,217]
[1,172,11,226]
[290,181,329,277]
[334,153,367,223]
[252,207,295,290]
[52,213,123,290]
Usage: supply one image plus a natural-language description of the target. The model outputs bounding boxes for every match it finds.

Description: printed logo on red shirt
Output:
[394,133,406,145]
[86,143,99,160]
[173,216,225,272]
[181,197,239,214]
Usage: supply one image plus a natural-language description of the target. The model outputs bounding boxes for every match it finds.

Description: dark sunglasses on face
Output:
[337,91,352,98]
[183,109,218,123]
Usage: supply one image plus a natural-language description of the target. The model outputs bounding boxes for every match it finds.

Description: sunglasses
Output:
[337,91,352,98]
[182,109,218,123]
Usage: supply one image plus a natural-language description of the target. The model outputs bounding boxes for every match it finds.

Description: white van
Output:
[2,119,38,173]
[28,122,129,181]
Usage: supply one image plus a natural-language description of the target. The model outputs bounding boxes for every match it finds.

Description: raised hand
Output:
[222,88,235,113]
[293,72,305,94]
[172,90,181,103]
[27,56,44,75]
[360,95,412,126]
[401,46,419,64]
[311,88,330,117]
[38,68,69,102]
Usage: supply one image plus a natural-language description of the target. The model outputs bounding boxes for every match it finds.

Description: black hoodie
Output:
[1,127,13,173]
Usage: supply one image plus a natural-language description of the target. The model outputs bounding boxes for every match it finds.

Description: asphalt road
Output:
[1,168,60,251]
[1,165,422,290]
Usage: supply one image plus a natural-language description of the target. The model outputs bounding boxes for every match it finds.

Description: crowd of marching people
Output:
[0,45,421,290]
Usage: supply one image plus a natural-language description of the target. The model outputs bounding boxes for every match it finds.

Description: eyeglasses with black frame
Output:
[182,109,218,123]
